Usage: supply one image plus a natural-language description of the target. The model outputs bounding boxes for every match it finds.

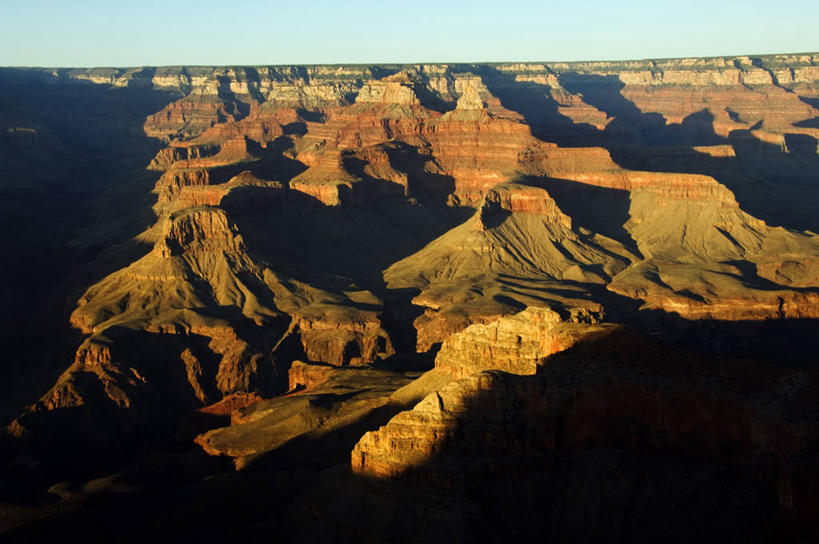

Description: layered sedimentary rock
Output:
[383,182,629,350]
[352,327,819,538]
[3,54,819,498]
[433,307,610,378]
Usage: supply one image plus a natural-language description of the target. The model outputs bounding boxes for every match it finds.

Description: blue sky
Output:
[1,0,817,67]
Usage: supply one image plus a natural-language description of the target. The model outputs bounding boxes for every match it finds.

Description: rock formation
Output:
[352,326,819,539]
[2,53,819,541]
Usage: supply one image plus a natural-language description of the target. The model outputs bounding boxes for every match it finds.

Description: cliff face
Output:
[2,55,819,539]
[352,327,819,539]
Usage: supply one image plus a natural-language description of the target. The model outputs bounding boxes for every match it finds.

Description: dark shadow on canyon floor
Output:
[5,325,818,543]
[3,66,819,543]
[469,68,819,233]
[0,69,181,425]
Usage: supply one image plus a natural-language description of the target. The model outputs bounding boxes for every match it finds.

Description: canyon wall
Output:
[2,55,819,514]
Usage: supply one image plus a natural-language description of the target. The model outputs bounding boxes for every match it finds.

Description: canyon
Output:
[1,54,819,542]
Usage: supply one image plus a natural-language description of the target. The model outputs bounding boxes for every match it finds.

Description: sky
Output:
[1,0,817,67]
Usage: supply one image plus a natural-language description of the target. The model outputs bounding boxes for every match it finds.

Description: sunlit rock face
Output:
[352,327,819,539]
[2,54,819,542]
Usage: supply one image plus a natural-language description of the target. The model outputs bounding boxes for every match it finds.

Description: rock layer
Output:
[3,54,819,501]
[352,328,819,538]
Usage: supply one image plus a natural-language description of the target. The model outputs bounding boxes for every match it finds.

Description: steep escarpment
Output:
[352,326,819,540]
[0,68,182,429]
[2,54,819,541]
[432,307,612,378]
[383,182,629,350]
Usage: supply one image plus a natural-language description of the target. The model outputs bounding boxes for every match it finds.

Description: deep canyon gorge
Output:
[1,54,819,542]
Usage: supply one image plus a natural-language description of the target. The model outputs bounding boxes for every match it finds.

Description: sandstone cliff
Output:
[352,326,819,539]
[2,56,819,542]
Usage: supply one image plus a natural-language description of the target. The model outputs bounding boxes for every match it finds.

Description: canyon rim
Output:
[1,53,819,542]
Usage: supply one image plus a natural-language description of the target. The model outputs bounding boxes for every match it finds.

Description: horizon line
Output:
[3,50,817,71]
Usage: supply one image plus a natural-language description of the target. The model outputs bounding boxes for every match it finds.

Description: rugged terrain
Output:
[1,54,819,541]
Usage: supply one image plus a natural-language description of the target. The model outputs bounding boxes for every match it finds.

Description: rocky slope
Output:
[2,53,819,541]
[352,326,819,540]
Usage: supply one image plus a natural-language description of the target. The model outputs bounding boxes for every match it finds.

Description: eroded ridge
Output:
[3,56,819,503]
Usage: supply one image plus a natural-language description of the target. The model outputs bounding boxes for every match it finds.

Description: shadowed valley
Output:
[2,55,819,542]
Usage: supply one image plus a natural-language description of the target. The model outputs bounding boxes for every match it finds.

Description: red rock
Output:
[6,58,819,515]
